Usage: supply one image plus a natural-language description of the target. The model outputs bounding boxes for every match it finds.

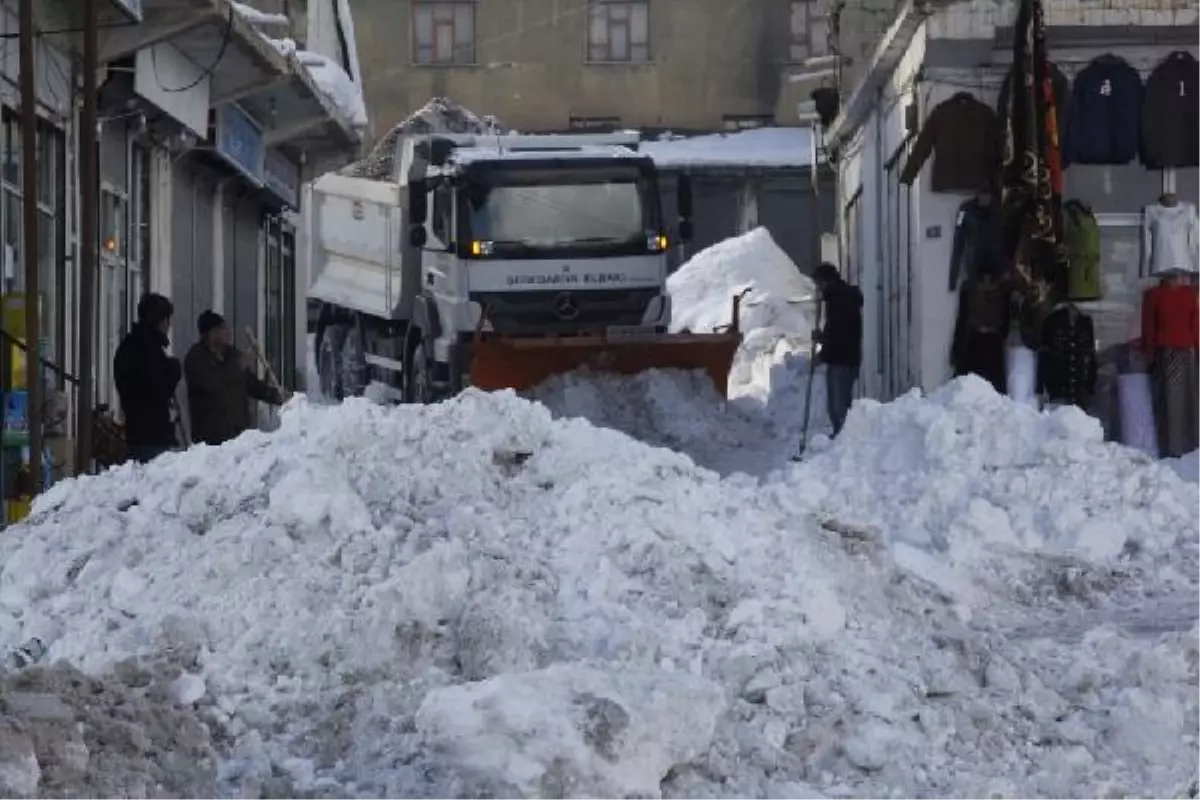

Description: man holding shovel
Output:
[811,263,864,437]
[184,310,287,447]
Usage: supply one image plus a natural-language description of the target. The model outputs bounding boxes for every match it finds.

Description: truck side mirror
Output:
[677,174,693,220]
[678,218,694,244]
[408,179,428,225]
[409,224,427,248]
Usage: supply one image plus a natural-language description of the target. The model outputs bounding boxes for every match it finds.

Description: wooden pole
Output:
[76,0,98,475]
[18,0,42,492]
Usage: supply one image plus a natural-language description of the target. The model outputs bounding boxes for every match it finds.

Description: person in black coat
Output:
[113,293,183,463]
[812,263,864,436]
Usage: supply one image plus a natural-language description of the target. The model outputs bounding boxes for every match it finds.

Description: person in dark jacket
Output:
[1063,53,1144,166]
[113,293,182,463]
[184,311,284,447]
[812,263,864,437]
[1140,51,1199,169]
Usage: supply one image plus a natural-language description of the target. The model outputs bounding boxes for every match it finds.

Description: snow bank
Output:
[0,384,1195,798]
[642,128,815,169]
[1165,449,1199,483]
[792,376,1200,607]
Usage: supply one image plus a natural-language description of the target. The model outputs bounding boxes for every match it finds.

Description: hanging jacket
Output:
[899,93,1001,193]
[998,61,1071,152]
[1038,305,1098,407]
[1142,283,1200,351]
[948,197,1004,291]
[1063,54,1144,165]
[1063,200,1102,301]
[1141,51,1200,168]
[1142,201,1200,276]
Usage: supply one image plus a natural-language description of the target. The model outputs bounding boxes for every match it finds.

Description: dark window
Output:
[569,116,623,131]
[722,114,773,131]
[413,1,476,65]
[431,184,454,246]
[587,1,650,63]
[790,0,829,62]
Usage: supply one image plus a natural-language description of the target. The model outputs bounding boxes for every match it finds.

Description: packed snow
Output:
[531,228,828,475]
[0,369,1196,797]
[231,1,288,27]
[263,38,368,131]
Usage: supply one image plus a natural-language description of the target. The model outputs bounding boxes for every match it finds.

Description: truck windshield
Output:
[464,174,655,253]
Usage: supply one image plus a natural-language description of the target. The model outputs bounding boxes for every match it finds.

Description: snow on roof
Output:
[641,127,816,170]
[231,1,289,27]
[264,36,368,132]
[449,143,645,166]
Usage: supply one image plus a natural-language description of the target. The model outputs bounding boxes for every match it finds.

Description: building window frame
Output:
[789,0,830,63]
[0,109,66,381]
[412,0,477,66]
[722,114,774,131]
[586,0,651,64]
[263,215,296,390]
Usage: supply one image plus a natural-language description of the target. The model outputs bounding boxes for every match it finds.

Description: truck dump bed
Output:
[304,172,415,321]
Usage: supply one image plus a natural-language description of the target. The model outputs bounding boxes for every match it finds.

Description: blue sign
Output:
[215,104,265,186]
[264,148,301,208]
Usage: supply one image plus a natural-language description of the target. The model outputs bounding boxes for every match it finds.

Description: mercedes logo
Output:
[553,292,580,321]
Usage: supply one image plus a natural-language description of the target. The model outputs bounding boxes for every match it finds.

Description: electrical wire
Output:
[152,5,235,93]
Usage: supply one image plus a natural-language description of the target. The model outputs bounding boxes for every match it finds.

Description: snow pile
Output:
[295,51,368,130]
[641,128,816,169]
[790,376,1200,608]
[341,98,501,181]
[1166,449,1199,483]
[0,386,1196,797]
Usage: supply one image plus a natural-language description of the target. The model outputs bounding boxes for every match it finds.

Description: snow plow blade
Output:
[470,291,749,397]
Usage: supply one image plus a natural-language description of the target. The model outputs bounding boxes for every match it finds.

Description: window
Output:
[431,185,454,246]
[412,1,475,65]
[722,114,773,131]
[466,178,650,249]
[789,0,829,62]
[569,116,622,131]
[587,1,650,63]
[263,217,297,390]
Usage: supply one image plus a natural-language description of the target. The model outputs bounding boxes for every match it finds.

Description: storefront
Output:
[828,0,1198,456]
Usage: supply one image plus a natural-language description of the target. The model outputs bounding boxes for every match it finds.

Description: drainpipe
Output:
[873,87,886,397]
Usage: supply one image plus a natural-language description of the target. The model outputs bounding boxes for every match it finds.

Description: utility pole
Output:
[18,0,42,492]
[76,0,98,475]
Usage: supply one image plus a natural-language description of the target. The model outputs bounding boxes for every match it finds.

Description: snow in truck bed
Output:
[0,372,1196,798]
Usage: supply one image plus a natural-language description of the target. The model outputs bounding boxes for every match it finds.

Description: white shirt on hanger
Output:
[1142,201,1200,276]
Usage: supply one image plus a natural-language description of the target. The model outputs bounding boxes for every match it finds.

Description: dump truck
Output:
[305,130,745,403]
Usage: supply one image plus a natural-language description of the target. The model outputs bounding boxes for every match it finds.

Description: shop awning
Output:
[61,0,363,161]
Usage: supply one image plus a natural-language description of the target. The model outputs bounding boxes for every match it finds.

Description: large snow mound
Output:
[667,227,816,341]
[0,383,1196,797]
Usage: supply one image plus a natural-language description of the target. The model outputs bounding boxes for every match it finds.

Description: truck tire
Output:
[339,318,369,398]
[316,325,345,401]
[405,340,435,405]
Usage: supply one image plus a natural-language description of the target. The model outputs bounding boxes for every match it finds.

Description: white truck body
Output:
[305,130,691,400]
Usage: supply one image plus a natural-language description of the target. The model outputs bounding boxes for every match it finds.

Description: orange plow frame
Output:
[469,290,750,397]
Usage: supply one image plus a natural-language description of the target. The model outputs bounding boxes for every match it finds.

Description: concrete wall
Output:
[351,0,800,137]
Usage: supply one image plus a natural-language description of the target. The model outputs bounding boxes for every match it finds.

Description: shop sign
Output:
[110,0,144,23]
[215,104,265,186]
[263,148,301,208]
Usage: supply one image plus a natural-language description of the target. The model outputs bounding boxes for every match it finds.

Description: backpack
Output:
[1064,200,1101,300]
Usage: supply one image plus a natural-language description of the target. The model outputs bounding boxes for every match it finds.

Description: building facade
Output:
[827,0,1198,413]
[347,0,837,137]
[7,0,363,475]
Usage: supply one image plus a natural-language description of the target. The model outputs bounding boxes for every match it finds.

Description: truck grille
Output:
[470,288,660,334]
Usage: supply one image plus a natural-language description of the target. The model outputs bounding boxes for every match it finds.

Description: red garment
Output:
[1142,283,1200,350]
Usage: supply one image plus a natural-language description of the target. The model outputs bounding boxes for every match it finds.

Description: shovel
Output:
[792,296,824,461]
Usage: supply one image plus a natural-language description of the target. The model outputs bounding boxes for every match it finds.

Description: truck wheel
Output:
[316,326,345,401]
[406,344,434,405]
[339,317,369,398]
